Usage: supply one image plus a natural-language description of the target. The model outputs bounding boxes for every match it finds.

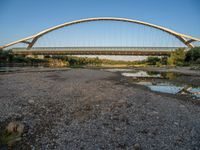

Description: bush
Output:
[160,56,168,65]
[0,50,14,62]
[185,47,200,62]
[195,58,200,64]
[147,57,161,65]
[47,59,69,67]
[60,56,102,66]
[12,56,30,63]
[167,48,186,66]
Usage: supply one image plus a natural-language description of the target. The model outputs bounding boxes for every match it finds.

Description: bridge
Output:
[1,17,200,56]
[11,47,177,56]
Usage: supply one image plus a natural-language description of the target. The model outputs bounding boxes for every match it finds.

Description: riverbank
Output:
[1,65,200,76]
[134,66,200,76]
[0,68,200,149]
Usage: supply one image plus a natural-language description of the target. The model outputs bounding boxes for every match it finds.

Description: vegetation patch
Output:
[0,121,24,148]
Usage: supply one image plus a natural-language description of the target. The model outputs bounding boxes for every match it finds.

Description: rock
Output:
[0,121,25,147]
[190,128,196,137]
[6,121,25,135]
[133,143,141,150]
[114,127,121,131]
[175,136,183,144]
[174,122,179,126]
[28,99,35,104]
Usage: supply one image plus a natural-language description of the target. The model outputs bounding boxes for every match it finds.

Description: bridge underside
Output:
[11,47,176,56]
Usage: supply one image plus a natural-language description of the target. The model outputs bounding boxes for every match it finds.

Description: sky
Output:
[0,0,200,47]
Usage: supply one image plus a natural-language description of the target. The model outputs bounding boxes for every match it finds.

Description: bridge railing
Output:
[11,47,186,52]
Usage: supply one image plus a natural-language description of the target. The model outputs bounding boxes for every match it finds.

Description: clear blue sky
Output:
[0,0,200,46]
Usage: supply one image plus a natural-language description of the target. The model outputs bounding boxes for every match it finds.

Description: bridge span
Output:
[11,47,178,56]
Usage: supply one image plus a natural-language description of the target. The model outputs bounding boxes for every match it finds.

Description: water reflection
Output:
[137,82,183,94]
[122,71,161,78]
[104,69,200,99]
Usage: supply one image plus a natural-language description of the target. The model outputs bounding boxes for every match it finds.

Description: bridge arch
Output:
[1,17,200,50]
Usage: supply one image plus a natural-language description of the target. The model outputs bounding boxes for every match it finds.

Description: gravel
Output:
[0,68,200,149]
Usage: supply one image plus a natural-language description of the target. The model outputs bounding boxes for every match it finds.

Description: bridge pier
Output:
[26,55,44,59]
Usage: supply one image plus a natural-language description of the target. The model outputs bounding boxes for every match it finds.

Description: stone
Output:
[133,143,141,150]
[28,99,35,104]
[6,121,25,135]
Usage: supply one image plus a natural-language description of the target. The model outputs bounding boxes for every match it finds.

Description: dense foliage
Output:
[185,47,200,64]
[146,48,186,66]
[146,57,161,65]
[0,50,47,64]
[146,47,200,67]
[146,56,168,66]
[0,50,14,62]
[167,48,186,66]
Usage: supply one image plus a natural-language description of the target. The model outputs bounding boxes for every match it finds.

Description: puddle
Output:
[104,69,200,99]
[122,71,161,78]
[137,82,183,94]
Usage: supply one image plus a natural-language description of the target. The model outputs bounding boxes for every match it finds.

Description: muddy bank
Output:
[0,69,200,149]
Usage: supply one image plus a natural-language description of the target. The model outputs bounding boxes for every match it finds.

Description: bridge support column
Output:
[27,37,39,49]
[36,55,44,59]
[176,36,194,48]
[26,55,44,59]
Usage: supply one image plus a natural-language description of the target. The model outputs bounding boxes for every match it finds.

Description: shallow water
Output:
[104,68,200,100]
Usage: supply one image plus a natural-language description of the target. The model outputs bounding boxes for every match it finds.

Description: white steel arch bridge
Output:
[1,17,200,56]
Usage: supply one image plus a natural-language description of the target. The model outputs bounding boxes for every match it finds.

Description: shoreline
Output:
[1,65,200,76]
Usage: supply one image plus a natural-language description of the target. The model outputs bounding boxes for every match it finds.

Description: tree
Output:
[167,48,186,66]
[185,47,200,62]
[147,57,161,65]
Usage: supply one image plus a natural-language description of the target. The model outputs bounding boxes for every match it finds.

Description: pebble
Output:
[1,69,200,149]
[133,143,141,150]
[28,99,35,104]
[6,121,25,135]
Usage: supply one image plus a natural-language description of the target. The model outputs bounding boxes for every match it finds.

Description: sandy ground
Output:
[0,68,200,150]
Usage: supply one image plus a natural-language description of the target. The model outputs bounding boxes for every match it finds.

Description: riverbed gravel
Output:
[0,68,200,149]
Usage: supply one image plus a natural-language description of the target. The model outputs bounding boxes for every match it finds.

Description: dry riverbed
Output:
[0,68,200,149]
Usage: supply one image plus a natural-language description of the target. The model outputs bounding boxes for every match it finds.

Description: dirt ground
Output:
[0,68,200,150]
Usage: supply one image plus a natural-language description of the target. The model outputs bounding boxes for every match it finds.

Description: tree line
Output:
[0,47,200,68]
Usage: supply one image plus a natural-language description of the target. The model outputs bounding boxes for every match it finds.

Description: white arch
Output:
[1,17,200,50]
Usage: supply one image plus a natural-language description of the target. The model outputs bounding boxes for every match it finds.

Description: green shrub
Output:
[47,59,69,67]
[147,57,161,65]
[12,56,30,63]
[160,56,168,65]
[0,50,14,62]
[194,58,200,64]
[185,47,200,62]
[167,48,186,66]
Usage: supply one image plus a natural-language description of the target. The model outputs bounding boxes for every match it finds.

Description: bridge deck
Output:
[12,50,171,56]
[11,47,181,56]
